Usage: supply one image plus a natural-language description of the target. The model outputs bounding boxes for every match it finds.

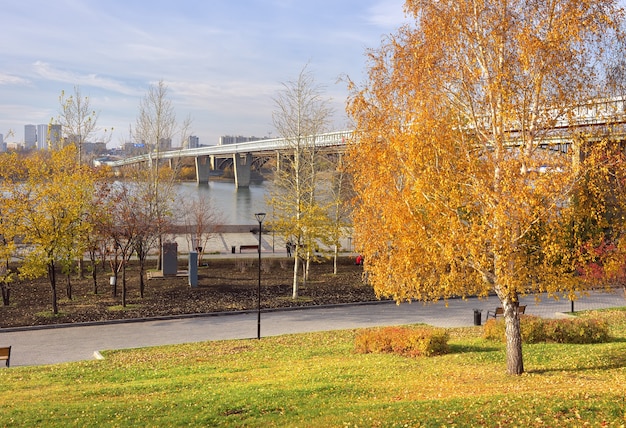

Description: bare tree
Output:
[178,194,224,265]
[134,80,191,269]
[268,64,334,298]
[56,85,111,164]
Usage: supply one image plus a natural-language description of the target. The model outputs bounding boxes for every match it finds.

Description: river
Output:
[174,181,269,225]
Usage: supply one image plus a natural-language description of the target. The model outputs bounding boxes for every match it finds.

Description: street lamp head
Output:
[255,212,266,223]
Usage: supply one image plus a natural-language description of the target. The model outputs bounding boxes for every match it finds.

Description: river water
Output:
[174,181,269,225]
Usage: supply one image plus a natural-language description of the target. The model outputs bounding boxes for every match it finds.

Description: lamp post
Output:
[254,212,266,339]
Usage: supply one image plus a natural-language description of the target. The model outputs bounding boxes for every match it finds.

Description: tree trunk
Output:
[502,298,524,375]
[112,272,118,297]
[111,252,119,297]
[305,251,311,282]
[66,272,72,300]
[48,262,58,314]
[333,245,338,275]
[91,259,98,294]
[139,257,146,299]
[156,235,163,270]
[292,246,300,299]
[122,264,127,308]
[1,282,9,306]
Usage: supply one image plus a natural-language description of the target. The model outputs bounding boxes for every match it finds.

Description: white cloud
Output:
[0,73,30,86]
[32,62,139,96]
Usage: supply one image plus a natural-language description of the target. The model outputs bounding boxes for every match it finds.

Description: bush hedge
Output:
[484,315,610,344]
[355,326,449,357]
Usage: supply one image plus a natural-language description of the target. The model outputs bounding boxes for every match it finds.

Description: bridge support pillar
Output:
[168,158,181,172]
[233,153,252,188]
[195,156,211,184]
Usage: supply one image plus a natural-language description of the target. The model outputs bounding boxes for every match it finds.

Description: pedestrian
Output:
[355,254,363,265]
[286,241,292,257]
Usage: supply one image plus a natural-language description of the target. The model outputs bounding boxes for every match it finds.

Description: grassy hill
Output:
[1,309,625,426]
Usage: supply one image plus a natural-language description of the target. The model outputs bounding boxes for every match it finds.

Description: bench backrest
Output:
[0,347,10,358]
[495,306,526,316]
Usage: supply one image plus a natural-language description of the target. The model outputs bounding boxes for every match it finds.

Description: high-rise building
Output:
[36,124,62,150]
[187,135,199,149]
[36,124,47,150]
[24,124,37,149]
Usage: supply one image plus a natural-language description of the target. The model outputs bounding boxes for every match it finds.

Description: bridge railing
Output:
[107,130,355,167]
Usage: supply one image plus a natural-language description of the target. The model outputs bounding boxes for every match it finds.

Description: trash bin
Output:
[473,309,482,326]
[231,245,236,254]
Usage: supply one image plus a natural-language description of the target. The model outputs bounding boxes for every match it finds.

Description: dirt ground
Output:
[0,256,378,328]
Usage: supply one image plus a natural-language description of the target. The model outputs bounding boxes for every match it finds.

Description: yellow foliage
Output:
[346,0,625,374]
[347,0,625,303]
[0,147,97,311]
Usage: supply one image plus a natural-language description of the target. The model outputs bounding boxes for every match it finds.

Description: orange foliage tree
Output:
[347,0,625,374]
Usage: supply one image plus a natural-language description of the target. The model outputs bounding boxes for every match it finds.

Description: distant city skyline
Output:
[1,1,410,147]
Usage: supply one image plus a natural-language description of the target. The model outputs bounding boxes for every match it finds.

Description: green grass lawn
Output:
[1,310,626,427]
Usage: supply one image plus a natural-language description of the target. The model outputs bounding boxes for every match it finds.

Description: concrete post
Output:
[188,252,198,287]
[233,152,252,188]
[195,156,211,184]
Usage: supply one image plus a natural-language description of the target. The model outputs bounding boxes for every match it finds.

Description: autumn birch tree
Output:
[347,0,625,375]
[327,155,354,274]
[267,65,334,298]
[2,147,95,314]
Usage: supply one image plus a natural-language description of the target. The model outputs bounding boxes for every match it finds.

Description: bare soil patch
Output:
[1,256,377,328]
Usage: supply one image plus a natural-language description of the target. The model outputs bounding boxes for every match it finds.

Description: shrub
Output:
[484,315,610,344]
[543,317,610,344]
[355,326,449,357]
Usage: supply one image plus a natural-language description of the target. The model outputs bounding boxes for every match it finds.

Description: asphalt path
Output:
[1,290,624,367]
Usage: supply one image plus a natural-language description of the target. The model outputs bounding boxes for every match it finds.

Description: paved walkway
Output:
[1,290,624,367]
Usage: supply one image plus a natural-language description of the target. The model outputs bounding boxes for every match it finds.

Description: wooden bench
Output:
[239,245,259,253]
[486,305,526,319]
[0,346,11,367]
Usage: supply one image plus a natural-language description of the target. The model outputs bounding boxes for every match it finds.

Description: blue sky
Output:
[0,0,409,147]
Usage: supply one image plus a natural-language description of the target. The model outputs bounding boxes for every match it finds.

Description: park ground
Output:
[1,256,377,328]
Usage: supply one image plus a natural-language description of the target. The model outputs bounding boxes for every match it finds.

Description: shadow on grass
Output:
[448,343,500,354]
[527,342,626,374]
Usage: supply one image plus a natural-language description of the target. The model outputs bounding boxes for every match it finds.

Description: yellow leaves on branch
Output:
[346,0,626,305]
[0,146,97,276]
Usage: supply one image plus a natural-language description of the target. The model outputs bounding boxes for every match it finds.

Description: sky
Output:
[0,0,410,147]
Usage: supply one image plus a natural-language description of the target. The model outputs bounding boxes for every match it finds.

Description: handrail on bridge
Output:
[107,130,354,168]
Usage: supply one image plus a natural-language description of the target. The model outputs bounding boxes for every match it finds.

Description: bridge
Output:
[107,130,354,188]
[105,96,626,188]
